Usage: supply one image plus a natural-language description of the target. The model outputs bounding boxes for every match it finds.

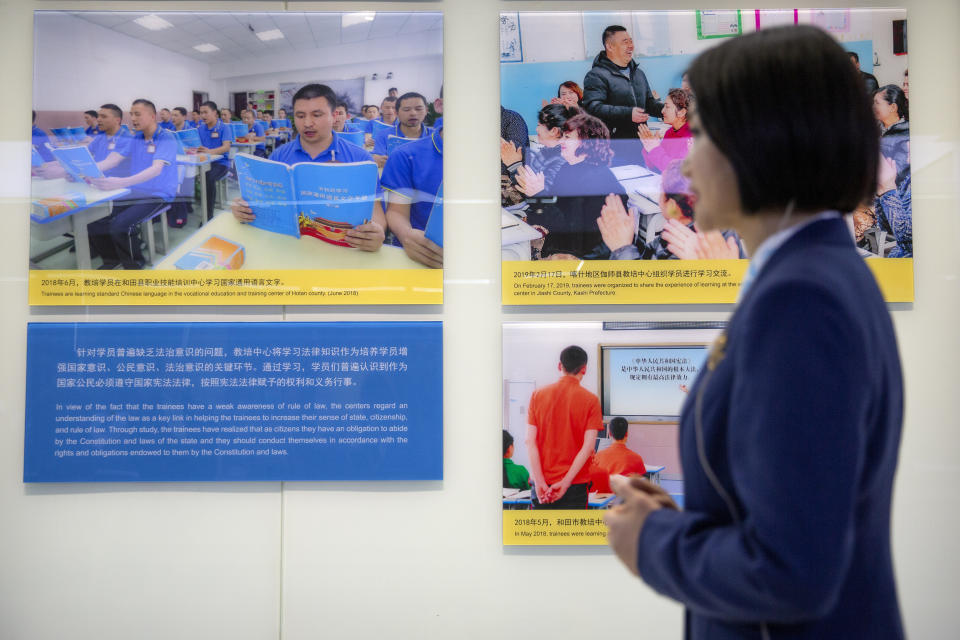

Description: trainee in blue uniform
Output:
[372,121,432,156]
[88,129,133,177]
[84,125,100,137]
[195,114,232,221]
[380,126,442,245]
[248,119,267,156]
[32,125,54,162]
[88,126,178,269]
[196,119,231,169]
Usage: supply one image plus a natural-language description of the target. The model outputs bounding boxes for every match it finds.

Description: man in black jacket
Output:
[582,25,663,140]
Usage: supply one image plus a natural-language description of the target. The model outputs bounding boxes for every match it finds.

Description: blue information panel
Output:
[25,322,442,482]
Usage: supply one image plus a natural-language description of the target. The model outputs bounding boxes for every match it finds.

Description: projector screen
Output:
[601,344,709,421]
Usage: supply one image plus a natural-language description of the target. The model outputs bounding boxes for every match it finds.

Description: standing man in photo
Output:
[582,25,663,162]
[526,346,602,509]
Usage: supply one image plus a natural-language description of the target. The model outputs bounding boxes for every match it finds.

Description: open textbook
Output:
[234,153,379,246]
[51,145,104,183]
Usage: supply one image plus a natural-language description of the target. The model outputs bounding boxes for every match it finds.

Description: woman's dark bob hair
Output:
[688,25,878,214]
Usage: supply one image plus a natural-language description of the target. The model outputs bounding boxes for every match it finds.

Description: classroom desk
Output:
[611,164,662,216]
[153,210,428,270]
[30,178,130,269]
[644,464,666,486]
[176,153,223,225]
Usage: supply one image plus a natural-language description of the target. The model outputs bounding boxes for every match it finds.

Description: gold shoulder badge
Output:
[707,332,727,371]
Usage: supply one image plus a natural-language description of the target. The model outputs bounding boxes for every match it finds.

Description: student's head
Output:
[662,88,692,127]
[602,25,633,66]
[130,98,157,131]
[681,71,691,93]
[278,108,287,119]
[434,85,444,115]
[685,25,877,231]
[380,96,397,121]
[560,112,613,166]
[199,101,219,125]
[291,83,338,143]
[32,110,37,124]
[83,110,98,127]
[191,110,200,121]
[159,108,171,122]
[172,107,187,126]
[559,345,588,376]
[873,84,908,126]
[365,104,380,119]
[396,92,428,129]
[902,68,909,99]
[333,101,348,129]
[608,417,629,442]
[388,87,398,98]
[848,51,861,70]
[659,160,696,224]
[241,109,256,126]
[98,104,123,132]
[502,430,515,458]
[557,81,582,108]
[536,103,579,147]
[220,107,232,121]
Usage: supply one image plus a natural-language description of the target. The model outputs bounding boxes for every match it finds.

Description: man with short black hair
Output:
[83,110,99,137]
[525,345,602,509]
[372,92,431,167]
[849,51,879,94]
[590,416,646,493]
[158,108,174,131]
[582,25,663,141]
[171,107,192,132]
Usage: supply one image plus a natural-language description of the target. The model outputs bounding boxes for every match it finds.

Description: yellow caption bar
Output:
[502,258,913,305]
[503,510,608,546]
[30,269,443,306]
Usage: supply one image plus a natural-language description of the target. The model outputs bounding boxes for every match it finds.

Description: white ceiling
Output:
[63,11,443,64]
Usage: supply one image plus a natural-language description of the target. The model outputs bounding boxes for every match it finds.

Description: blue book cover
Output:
[175,128,202,150]
[233,153,378,245]
[387,135,416,154]
[51,145,104,182]
[337,130,365,148]
[370,120,393,136]
[229,122,248,140]
[68,126,87,142]
[271,119,291,129]
[50,127,71,144]
[424,182,443,248]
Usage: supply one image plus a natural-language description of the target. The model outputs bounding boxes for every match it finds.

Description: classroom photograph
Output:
[502,321,722,521]
[499,9,911,263]
[30,10,444,272]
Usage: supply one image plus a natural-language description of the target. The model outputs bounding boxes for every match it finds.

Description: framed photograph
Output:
[30,10,444,306]
[499,9,913,305]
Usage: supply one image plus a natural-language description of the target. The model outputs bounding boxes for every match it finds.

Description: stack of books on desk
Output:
[32,193,87,218]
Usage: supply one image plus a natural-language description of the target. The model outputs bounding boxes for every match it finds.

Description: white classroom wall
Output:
[223,56,443,109]
[33,12,227,112]
[2,1,959,639]
[517,7,907,84]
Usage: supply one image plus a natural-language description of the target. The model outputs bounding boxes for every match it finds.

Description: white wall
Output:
[222,55,443,108]
[2,1,959,640]
[33,12,227,111]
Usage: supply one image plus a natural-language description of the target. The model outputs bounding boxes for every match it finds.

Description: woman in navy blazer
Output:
[604,26,905,640]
